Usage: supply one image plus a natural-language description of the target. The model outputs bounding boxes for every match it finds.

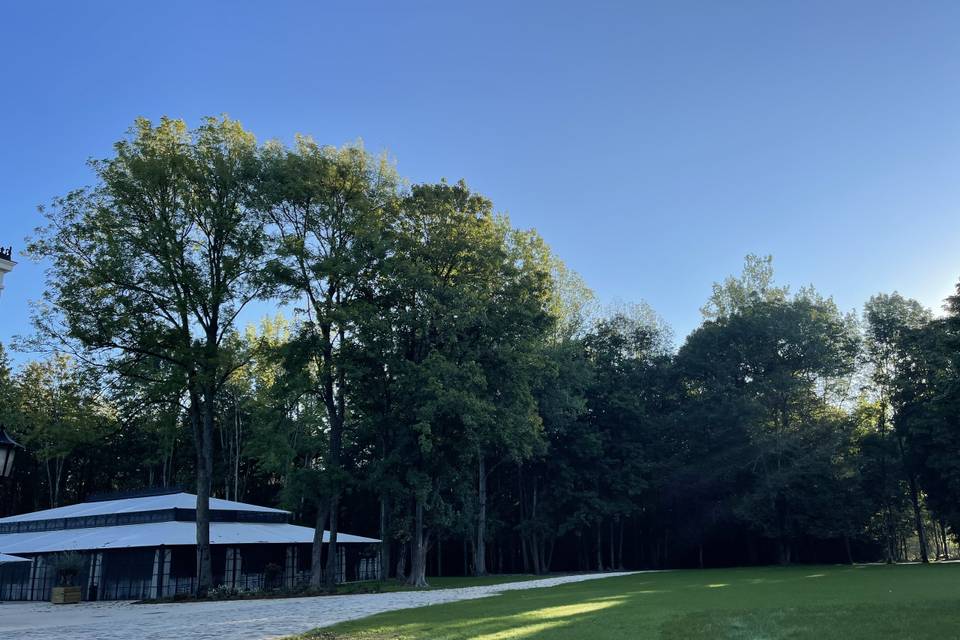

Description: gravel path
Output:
[0,572,637,640]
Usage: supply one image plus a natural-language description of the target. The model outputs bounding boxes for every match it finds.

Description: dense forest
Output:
[2,117,959,593]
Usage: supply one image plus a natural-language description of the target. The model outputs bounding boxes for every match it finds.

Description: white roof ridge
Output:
[0,492,288,524]
[0,521,380,554]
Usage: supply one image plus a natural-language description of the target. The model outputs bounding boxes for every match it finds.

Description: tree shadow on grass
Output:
[304,565,960,640]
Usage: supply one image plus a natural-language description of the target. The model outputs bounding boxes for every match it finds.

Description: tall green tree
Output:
[12,355,112,507]
[863,293,932,562]
[260,138,398,589]
[893,281,960,538]
[28,116,270,595]
[680,269,859,563]
[368,181,552,585]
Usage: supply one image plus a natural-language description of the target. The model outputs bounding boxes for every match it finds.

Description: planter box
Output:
[51,586,82,604]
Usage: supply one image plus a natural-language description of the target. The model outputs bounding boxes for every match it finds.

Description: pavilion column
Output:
[28,556,41,601]
[30,555,52,601]
[284,545,298,588]
[225,548,234,588]
[225,547,242,589]
[87,552,103,601]
[161,548,171,597]
[150,548,171,599]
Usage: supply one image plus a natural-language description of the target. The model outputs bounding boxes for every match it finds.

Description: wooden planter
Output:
[51,586,82,604]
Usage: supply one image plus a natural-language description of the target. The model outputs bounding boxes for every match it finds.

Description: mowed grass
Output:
[335,574,546,594]
[296,564,960,640]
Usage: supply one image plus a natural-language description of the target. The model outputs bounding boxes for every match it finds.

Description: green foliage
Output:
[891,281,960,534]
[27,115,274,593]
[700,254,789,320]
[13,115,960,585]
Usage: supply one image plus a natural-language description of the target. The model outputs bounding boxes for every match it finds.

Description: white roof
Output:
[0,492,286,524]
[0,552,30,563]
[0,521,379,554]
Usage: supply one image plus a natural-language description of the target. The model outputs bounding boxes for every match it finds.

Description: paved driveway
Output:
[0,572,636,640]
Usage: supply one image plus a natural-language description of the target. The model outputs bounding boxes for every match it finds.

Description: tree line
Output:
[2,117,959,594]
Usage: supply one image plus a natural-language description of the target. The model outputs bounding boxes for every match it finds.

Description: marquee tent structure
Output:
[0,489,380,601]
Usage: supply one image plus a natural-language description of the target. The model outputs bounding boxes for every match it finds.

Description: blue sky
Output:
[2,1,959,359]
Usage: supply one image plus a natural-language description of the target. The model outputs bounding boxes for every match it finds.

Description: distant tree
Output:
[12,355,112,507]
[0,343,16,428]
[583,313,672,570]
[893,281,960,538]
[863,293,932,562]
[700,254,789,320]
[680,284,859,563]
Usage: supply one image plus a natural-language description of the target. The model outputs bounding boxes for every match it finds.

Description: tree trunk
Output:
[406,499,429,587]
[44,460,54,508]
[663,528,670,566]
[194,389,214,597]
[396,542,408,581]
[474,454,488,576]
[531,478,542,574]
[530,534,541,575]
[518,465,529,574]
[379,497,391,580]
[884,504,895,563]
[324,494,340,590]
[320,322,345,591]
[310,502,329,587]
[617,519,625,570]
[596,523,603,571]
[909,477,928,563]
[899,437,929,563]
[609,519,616,570]
[520,534,531,574]
[544,538,555,574]
[941,520,950,560]
[844,535,853,565]
[877,410,896,564]
[777,539,792,565]
[232,397,241,501]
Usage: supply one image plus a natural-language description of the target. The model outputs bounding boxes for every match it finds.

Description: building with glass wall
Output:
[0,489,380,601]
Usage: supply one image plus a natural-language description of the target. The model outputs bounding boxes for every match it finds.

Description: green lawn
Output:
[298,564,960,640]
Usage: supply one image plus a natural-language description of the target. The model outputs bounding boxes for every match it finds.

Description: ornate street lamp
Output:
[0,245,16,299]
[0,427,23,479]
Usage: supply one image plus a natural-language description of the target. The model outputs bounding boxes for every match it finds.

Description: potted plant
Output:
[50,552,85,604]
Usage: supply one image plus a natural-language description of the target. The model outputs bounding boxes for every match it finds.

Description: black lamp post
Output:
[0,426,22,479]
[0,245,15,300]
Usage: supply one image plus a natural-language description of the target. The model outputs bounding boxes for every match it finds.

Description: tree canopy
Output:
[8,117,960,591]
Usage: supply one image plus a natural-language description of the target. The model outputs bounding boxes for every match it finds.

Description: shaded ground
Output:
[0,572,632,640]
[300,564,960,640]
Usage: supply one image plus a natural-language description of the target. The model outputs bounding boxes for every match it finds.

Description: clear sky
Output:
[2,1,959,358]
